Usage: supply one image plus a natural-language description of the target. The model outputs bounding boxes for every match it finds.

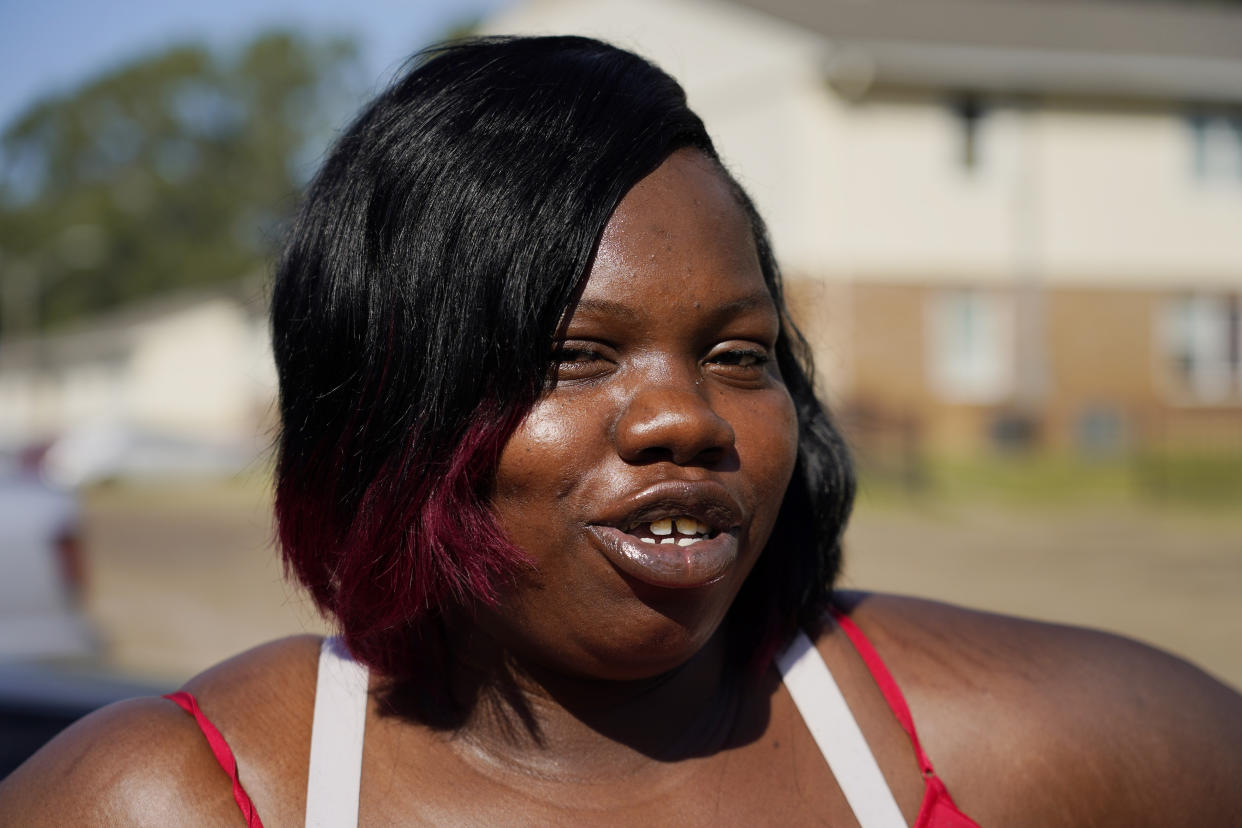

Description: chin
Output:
[578,596,730,681]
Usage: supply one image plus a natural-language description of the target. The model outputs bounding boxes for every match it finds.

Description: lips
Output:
[585,481,744,589]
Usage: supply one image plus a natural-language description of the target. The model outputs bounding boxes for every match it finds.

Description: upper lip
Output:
[588,480,744,535]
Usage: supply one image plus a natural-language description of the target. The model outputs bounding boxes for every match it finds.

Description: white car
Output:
[0,465,96,661]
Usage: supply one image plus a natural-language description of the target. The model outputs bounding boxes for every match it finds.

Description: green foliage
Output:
[0,30,362,334]
[436,16,483,44]
[1131,450,1242,507]
[857,450,1242,511]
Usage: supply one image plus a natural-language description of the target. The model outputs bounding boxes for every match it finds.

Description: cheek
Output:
[735,388,800,518]
[491,398,585,513]
[745,387,798,466]
[769,389,800,463]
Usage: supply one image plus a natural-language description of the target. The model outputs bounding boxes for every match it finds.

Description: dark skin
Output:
[3,150,1241,826]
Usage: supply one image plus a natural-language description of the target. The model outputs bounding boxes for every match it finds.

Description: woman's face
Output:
[485,150,799,681]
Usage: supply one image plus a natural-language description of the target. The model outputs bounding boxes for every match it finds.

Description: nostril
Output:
[627,445,677,466]
[628,441,729,468]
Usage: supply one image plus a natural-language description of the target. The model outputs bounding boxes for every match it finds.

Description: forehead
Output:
[576,150,771,315]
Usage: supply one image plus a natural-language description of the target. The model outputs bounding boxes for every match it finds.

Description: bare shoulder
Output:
[181,632,323,728]
[0,635,324,826]
[835,591,1242,826]
[0,695,243,825]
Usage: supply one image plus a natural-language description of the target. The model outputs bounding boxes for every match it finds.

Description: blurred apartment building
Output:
[487,0,1242,457]
[2,0,1239,469]
[0,286,273,483]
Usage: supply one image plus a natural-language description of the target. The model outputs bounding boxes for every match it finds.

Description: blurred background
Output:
[2,0,1240,773]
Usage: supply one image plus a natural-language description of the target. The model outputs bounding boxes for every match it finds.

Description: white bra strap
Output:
[305,637,369,828]
[776,628,908,828]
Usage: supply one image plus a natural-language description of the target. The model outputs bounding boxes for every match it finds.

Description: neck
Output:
[435,624,762,785]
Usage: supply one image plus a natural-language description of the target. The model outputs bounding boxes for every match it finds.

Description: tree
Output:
[0,30,362,335]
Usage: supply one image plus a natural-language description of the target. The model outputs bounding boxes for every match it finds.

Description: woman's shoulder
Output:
[830,591,1242,824]
[0,634,324,825]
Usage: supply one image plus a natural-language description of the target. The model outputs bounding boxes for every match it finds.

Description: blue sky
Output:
[0,0,513,131]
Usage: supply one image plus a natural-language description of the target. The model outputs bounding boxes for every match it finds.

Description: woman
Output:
[2,36,1240,826]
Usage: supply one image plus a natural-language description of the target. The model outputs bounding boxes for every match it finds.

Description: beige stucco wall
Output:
[0,299,275,444]
[125,301,275,438]
[486,0,1242,294]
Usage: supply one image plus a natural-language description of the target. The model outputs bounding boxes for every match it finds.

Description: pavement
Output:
[79,481,1242,690]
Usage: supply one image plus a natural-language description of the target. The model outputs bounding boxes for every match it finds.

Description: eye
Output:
[554,346,599,365]
[705,342,773,383]
[712,349,768,367]
[548,341,614,385]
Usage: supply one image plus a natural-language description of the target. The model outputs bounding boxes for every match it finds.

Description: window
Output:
[1162,293,1241,403]
[1187,111,1242,185]
[926,289,1014,403]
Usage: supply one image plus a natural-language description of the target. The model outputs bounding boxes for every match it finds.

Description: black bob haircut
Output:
[272,35,855,684]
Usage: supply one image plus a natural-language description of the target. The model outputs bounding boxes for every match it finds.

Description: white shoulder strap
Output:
[305,637,369,828]
[776,628,908,828]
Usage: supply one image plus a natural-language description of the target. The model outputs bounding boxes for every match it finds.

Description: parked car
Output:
[0,456,96,662]
[41,421,255,488]
[0,451,167,777]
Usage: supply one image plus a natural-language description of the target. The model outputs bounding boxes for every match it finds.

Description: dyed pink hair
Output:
[275,403,530,679]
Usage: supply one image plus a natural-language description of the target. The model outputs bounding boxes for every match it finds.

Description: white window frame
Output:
[925,289,1014,404]
[1188,111,1242,186]
[1160,292,1242,404]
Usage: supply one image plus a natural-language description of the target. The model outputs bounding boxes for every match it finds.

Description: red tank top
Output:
[166,615,980,827]
[164,691,264,827]
[831,609,981,827]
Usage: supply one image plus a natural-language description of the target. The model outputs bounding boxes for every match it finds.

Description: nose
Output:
[613,381,736,466]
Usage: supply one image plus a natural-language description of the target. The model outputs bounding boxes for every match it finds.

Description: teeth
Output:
[629,516,711,542]
[641,537,656,544]
[677,537,700,546]
[675,517,702,536]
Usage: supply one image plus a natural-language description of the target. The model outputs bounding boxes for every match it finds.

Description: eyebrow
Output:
[568,290,776,324]
[567,297,643,324]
